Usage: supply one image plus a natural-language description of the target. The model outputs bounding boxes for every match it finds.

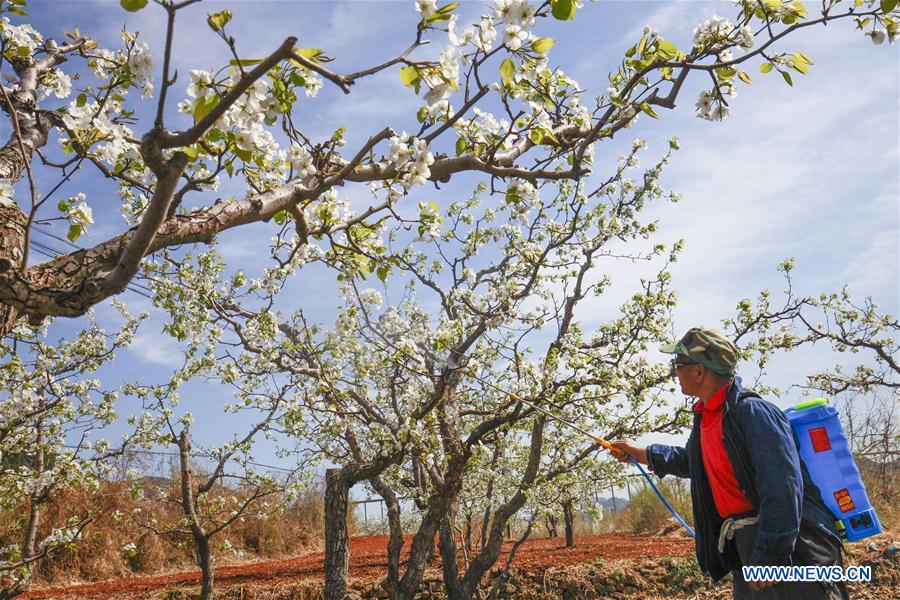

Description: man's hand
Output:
[609,440,649,465]
[748,579,777,591]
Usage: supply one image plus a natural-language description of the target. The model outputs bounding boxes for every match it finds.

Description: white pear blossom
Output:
[494,0,536,28]
[502,24,528,51]
[66,194,93,227]
[415,0,438,19]
[475,17,497,51]
[37,69,72,101]
[187,69,214,99]
[388,132,434,189]
[359,288,383,309]
[0,17,42,54]
[693,15,733,50]
[88,48,119,80]
[288,144,316,178]
[737,25,754,49]
[127,39,154,98]
[305,76,323,97]
[696,90,729,121]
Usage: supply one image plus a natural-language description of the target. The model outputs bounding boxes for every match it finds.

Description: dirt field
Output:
[24,532,693,599]
[23,531,900,600]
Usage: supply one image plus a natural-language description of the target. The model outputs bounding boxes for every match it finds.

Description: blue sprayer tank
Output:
[784,398,882,542]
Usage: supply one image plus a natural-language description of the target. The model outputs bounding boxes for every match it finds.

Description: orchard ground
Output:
[23,529,899,599]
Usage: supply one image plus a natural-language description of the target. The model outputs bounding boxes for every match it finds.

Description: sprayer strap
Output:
[718,516,760,553]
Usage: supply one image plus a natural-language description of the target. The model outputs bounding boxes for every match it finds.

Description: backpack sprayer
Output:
[785,398,882,541]
[461,369,696,538]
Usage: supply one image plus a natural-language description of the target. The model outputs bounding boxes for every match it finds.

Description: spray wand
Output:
[461,369,695,538]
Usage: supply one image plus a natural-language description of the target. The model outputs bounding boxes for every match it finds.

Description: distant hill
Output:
[593,496,628,514]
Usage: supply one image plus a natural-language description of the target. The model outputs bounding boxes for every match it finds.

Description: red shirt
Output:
[695,383,755,518]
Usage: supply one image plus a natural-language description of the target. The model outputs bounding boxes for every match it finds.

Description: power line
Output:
[28,237,154,301]
[61,444,298,474]
[31,227,155,294]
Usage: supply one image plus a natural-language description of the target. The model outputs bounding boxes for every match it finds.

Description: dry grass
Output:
[0,478,328,586]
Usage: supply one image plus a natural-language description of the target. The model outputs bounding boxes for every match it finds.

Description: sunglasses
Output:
[669,358,697,378]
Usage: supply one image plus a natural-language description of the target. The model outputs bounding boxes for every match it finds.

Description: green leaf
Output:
[640,102,660,119]
[738,70,753,84]
[437,2,460,13]
[76,93,87,107]
[192,94,220,124]
[455,136,467,156]
[377,264,390,283]
[791,1,808,17]
[550,0,577,21]
[637,36,648,56]
[759,61,774,74]
[531,37,555,54]
[656,40,681,59]
[67,224,82,243]
[233,146,252,162]
[399,65,420,88]
[206,10,232,33]
[57,200,70,212]
[296,47,327,62]
[273,210,287,225]
[715,66,737,80]
[228,58,263,67]
[182,145,200,160]
[120,0,148,12]
[781,70,793,86]
[499,58,515,83]
[529,128,545,144]
[882,0,898,11]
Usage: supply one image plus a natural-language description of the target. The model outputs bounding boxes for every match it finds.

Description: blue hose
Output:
[626,455,695,538]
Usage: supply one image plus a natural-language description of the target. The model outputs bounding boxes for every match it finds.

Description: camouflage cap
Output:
[660,327,739,376]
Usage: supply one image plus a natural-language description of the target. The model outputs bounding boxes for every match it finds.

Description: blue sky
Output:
[13,1,899,480]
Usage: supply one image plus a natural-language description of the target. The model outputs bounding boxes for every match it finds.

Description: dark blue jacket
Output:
[647,377,838,581]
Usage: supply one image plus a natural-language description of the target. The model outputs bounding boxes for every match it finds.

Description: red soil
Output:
[24,533,693,599]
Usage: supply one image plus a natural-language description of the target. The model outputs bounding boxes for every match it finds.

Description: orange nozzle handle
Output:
[594,436,617,451]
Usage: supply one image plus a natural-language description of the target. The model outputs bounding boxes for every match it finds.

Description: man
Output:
[611,327,848,599]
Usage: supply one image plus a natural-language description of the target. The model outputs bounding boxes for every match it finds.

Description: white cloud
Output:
[126,329,185,368]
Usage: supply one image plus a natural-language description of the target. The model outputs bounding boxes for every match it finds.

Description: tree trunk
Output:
[398,453,468,600]
[0,201,27,333]
[178,430,215,600]
[324,468,351,600]
[3,412,47,599]
[196,535,215,600]
[563,500,575,548]
[438,515,465,600]
[460,417,546,598]
[545,515,558,538]
[369,476,402,598]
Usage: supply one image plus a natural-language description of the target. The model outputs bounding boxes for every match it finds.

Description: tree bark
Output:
[563,500,575,548]
[196,535,215,600]
[398,452,468,600]
[460,417,546,598]
[369,476,402,598]
[177,431,215,600]
[545,515,558,539]
[324,468,351,600]
[0,201,27,330]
